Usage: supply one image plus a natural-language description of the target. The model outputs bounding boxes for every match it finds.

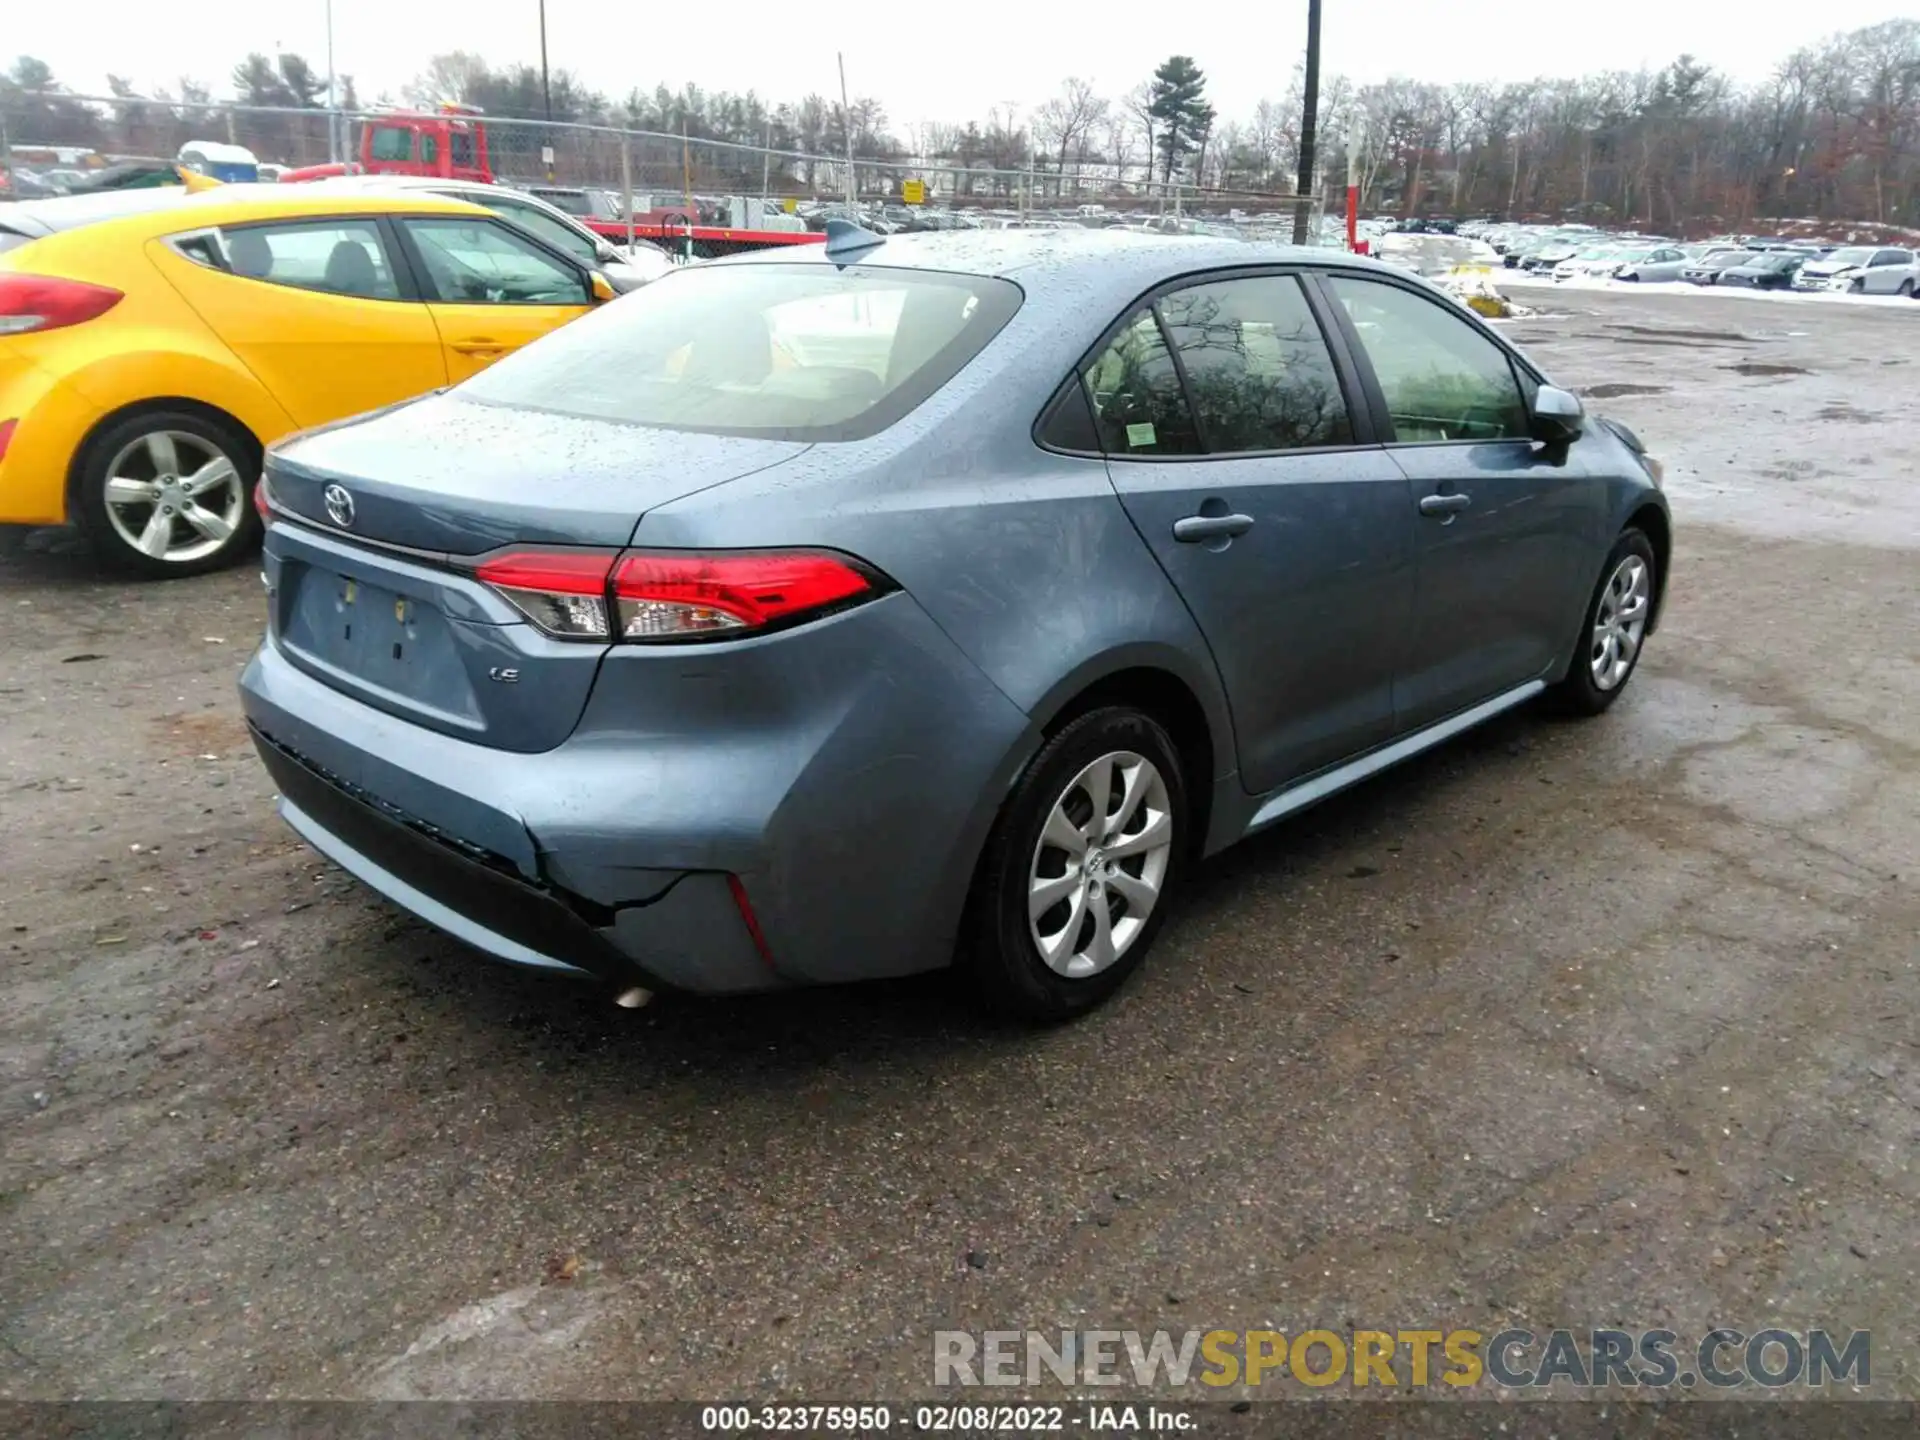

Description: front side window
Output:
[485,197,597,263]
[1156,275,1351,453]
[214,219,400,300]
[401,217,589,305]
[1872,249,1910,267]
[1326,275,1527,444]
[1083,310,1201,456]
[368,127,414,163]
[456,262,1021,440]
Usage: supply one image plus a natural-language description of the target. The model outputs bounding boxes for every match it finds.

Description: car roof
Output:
[709,228,1399,308]
[1,184,493,245]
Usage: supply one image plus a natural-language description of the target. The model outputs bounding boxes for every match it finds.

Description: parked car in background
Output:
[519,185,625,223]
[1613,245,1691,282]
[0,186,614,576]
[1792,245,1918,296]
[1523,237,1584,271]
[1717,252,1805,290]
[302,174,673,291]
[1681,249,1763,285]
[1551,245,1626,280]
[236,231,1670,1022]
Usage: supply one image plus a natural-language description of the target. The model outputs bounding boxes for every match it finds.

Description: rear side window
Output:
[456,262,1022,441]
[1156,275,1351,453]
[1084,310,1201,456]
[209,219,401,300]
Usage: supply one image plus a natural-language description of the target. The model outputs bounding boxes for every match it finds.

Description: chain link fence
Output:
[7,94,1329,245]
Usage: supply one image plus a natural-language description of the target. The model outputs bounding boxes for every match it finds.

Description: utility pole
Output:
[837,53,857,210]
[325,0,339,163]
[538,0,552,123]
[1292,0,1322,246]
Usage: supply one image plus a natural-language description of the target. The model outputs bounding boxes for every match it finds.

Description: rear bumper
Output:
[252,722,777,994]
[238,588,1034,996]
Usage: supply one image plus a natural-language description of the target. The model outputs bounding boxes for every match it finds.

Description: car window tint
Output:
[1083,310,1201,456]
[1155,275,1350,453]
[369,127,413,163]
[455,263,1020,441]
[402,217,589,306]
[1037,375,1101,452]
[1326,276,1527,444]
[218,219,400,300]
[489,199,597,263]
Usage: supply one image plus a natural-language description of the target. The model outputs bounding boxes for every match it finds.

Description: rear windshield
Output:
[458,262,1023,441]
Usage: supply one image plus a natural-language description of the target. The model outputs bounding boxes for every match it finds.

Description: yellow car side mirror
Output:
[590,272,616,304]
[177,167,225,192]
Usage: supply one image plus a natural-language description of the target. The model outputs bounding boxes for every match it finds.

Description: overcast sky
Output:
[10,1,1903,127]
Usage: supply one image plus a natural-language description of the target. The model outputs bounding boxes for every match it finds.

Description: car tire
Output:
[1546,529,1658,718]
[1900,278,1915,298]
[75,409,261,579]
[963,706,1188,1022]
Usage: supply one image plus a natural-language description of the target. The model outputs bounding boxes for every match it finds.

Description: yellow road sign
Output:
[902,179,926,206]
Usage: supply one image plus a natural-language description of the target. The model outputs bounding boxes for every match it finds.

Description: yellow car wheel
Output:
[74,408,262,579]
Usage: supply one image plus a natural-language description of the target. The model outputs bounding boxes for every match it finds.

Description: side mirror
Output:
[1530,384,1584,444]
[589,271,616,304]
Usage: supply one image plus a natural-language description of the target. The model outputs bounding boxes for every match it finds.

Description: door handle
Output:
[1418,492,1473,516]
[1172,512,1255,543]
[450,339,504,355]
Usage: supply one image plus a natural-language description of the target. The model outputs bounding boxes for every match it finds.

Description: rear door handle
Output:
[450,339,504,355]
[1172,513,1255,543]
[1418,492,1473,516]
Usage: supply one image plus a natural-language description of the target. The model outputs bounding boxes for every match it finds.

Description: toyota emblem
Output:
[322,484,355,528]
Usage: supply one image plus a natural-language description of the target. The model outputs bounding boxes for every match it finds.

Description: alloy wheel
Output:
[1027,750,1174,979]
[1590,553,1651,691]
[101,430,246,565]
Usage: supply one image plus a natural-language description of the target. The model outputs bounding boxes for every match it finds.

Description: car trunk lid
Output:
[262,394,811,752]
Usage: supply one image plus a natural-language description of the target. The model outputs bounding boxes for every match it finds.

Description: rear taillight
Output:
[473,549,618,639]
[473,548,882,643]
[0,274,123,336]
[253,474,272,524]
[612,551,874,639]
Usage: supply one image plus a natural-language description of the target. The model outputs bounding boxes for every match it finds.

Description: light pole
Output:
[539,0,553,123]
[837,53,856,210]
[324,0,339,163]
[1292,0,1322,245]
[539,0,554,180]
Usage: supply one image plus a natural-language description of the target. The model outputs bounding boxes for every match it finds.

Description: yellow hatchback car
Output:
[0,186,611,575]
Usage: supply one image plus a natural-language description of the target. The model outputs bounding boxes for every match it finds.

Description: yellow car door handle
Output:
[450,339,504,355]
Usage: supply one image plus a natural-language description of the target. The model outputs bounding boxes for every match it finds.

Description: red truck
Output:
[282,103,821,258]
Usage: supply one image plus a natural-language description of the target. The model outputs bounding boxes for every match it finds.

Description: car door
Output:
[1868,249,1914,295]
[392,213,595,382]
[151,215,447,427]
[1085,271,1414,795]
[1318,272,1603,733]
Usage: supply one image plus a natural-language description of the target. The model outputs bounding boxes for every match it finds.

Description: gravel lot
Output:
[2,285,1916,1402]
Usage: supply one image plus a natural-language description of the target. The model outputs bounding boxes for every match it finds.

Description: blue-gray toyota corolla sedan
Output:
[239,228,1670,1021]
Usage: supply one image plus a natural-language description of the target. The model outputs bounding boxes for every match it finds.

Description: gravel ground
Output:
[1,286,1915,1402]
